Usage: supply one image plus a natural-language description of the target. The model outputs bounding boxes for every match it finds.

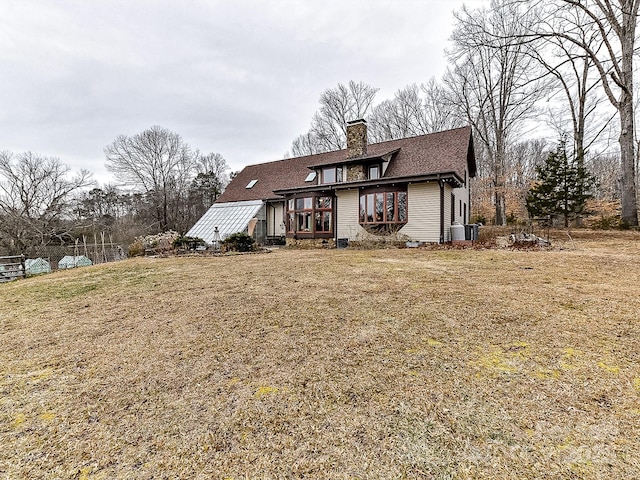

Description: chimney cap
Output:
[346,118,367,125]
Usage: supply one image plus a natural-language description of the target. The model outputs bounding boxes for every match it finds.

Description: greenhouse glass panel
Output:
[186,200,264,243]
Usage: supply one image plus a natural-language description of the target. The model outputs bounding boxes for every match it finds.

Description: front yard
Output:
[1,231,639,478]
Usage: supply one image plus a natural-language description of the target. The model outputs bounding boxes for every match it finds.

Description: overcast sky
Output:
[0,0,488,185]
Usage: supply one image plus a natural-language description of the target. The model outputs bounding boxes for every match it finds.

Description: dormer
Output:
[307,148,399,185]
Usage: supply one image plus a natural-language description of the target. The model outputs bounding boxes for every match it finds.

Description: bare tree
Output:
[368,81,465,142]
[421,78,467,133]
[505,0,639,225]
[506,139,549,219]
[369,84,430,141]
[105,126,197,232]
[291,132,324,157]
[526,7,611,168]
[0,151,93,254]
[587,152,621,200]
[446,0,546,225]
[291,81,379,156]
[368,99,402,142]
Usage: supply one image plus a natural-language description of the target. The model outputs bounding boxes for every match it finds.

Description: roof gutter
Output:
[307,148,401,169]
[274,171,464,196]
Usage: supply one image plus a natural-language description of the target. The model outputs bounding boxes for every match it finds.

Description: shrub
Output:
[128,231,180,256]
[588,215,624,230]
[127,238,145,257]
[584,200,624,230]
[173,235,205,250]
[471,214,487,225]
[222,232,255,252]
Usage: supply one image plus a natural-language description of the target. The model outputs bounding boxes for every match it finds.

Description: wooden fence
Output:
[0,255,26,282]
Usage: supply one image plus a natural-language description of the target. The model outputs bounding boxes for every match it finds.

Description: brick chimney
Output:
[346,119,367,158]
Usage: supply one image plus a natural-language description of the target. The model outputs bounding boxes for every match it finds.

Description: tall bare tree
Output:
[0,151,93,254]
[291,81,379,156]
[368,81,464,142]
[527,8,610,168]
[104,125,196,232]
[507,0,639,225]
[421,78,466,133]
[446,0,546,225]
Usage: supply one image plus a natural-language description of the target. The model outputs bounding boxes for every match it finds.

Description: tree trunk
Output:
[494,137,507,226]
[619,8,639,226]
[619,100,638,225]
[495,191,506,225]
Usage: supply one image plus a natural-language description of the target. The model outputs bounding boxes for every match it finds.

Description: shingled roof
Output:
[216,126,475,203]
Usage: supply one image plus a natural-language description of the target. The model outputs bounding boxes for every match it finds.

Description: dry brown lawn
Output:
[1,230,640,479]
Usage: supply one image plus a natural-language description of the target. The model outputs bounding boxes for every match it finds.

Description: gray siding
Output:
[452,165,470,224]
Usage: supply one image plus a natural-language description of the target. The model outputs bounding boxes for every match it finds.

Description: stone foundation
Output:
[286,237,335,249]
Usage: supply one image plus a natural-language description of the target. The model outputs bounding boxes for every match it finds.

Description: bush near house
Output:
[172,235,206,250]
[222,232,255,252]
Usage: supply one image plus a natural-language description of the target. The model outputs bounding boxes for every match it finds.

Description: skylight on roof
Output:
[305,171,317,182]
[245,179,258,189]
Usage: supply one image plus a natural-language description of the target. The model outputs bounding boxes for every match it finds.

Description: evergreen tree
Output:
[526,140,595,227]
[188,171,225,218]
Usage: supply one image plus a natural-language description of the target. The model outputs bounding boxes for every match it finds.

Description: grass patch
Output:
[1,232,640,478]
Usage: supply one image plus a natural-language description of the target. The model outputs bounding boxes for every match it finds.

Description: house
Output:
[187,120,476,246]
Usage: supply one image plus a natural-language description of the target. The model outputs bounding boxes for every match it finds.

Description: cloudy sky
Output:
[0,0,488,184]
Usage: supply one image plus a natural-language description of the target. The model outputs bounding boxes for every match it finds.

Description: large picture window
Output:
[359,189,407,225]
[287,195,333,236]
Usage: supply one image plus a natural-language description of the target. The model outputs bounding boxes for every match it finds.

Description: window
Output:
[368,165,380,180]
[451,194,455,223]
[359,189,407,225]
[315,196,332,233]
[321,167,343,184]
[287,195,333,235]
[305,171,317,182]
[245,179,258,189]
